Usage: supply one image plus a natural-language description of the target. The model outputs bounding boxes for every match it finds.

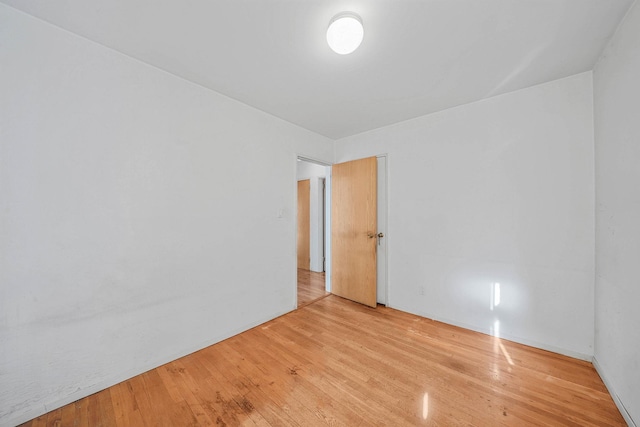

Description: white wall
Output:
[0,5,333,426]
[296,160,327,181]
[593,2,640,425]
[335,73,595,359]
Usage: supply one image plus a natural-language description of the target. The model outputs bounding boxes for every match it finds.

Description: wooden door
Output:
[331,157,377,307]
[297,179,310,270]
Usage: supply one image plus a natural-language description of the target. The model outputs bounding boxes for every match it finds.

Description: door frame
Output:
[376,154,389,306]
[294,155,332,309]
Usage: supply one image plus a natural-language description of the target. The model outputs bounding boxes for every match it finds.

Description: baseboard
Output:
[2,307,293,427]
[593,356,637,427]
[394,306,594,361]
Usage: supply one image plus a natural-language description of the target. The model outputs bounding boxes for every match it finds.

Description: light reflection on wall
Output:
[490,282,501,311]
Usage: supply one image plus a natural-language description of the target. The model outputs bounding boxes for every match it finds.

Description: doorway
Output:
[295,155,388,309]
[296,158,330,308]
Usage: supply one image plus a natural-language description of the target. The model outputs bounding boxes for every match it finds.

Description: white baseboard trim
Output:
[593,356,636,427]
[2,307,293,427]
[398,306,594,361]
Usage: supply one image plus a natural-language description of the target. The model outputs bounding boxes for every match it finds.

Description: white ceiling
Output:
[3,0,634,139]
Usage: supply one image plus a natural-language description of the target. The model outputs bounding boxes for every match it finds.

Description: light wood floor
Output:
[20,295,624,426]
[297,268,328,308]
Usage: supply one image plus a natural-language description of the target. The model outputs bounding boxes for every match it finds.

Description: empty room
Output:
[1,1,639,426]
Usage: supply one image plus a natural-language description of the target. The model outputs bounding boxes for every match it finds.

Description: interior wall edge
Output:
[593,356,637,427]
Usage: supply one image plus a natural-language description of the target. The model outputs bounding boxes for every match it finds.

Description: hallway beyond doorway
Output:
[297,268,329,308]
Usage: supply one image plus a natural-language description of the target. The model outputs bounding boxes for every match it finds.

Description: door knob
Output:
[377,233,384,238]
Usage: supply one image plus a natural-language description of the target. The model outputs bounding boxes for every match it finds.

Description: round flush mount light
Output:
[326,12,364,55]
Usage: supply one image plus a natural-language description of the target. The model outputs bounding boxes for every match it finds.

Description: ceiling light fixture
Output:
[326,12,364,55]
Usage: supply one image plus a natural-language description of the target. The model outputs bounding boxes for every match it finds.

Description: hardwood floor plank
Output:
[215,341,324,425]
[175,356,258,426]
[181,355,271,427]
[254,323,412,423]
[19,295,626,426]
[198,345,300,426]
[125,374,158,426]
[85,393,101,427]
[95,389,117,427]
[108,381,145,427]
[141,369,198,426]
[297,269,328,308]
[155,360,218,427]
[254,312,480,426]
[72,398,89,427]
[231,332,368,426]
[58,400,76,427]
[44,408,60,426]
